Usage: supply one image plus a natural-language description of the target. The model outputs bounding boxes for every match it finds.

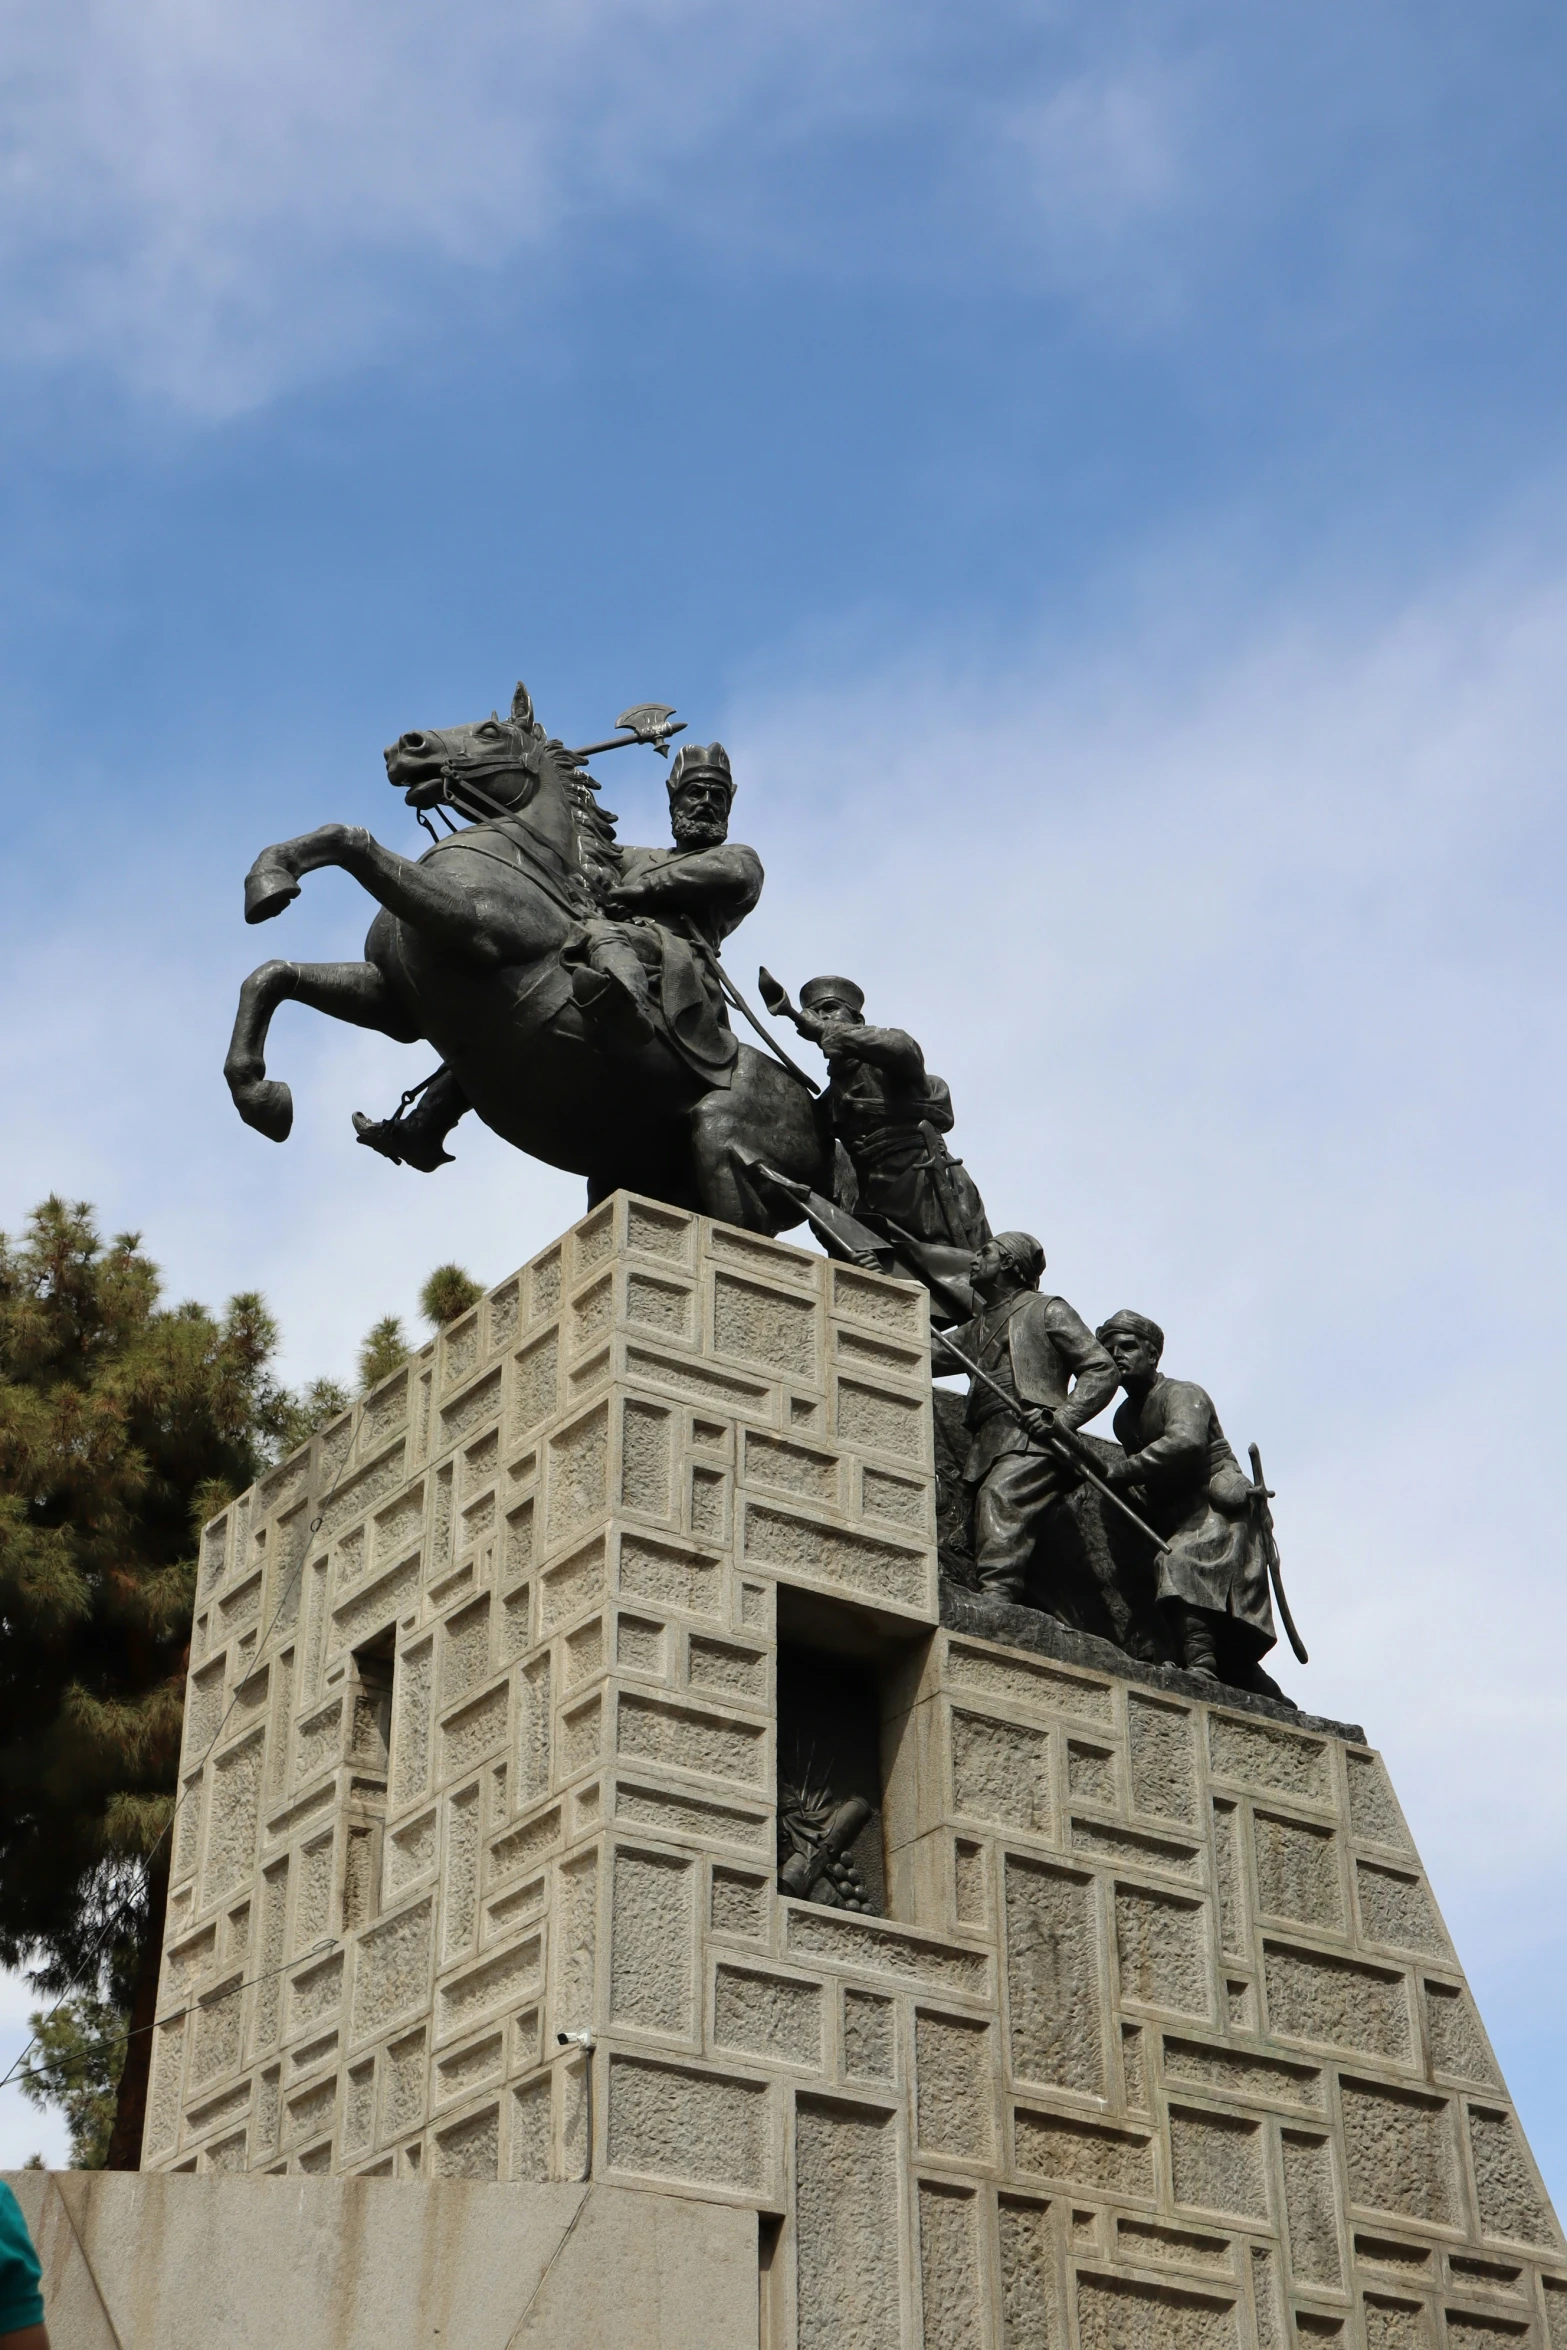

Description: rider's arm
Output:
[609,845,763,921]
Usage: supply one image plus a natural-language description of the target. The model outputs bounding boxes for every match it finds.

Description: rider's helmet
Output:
[666,743,735,804]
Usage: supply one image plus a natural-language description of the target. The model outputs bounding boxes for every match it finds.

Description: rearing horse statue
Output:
[223,683,830,1229]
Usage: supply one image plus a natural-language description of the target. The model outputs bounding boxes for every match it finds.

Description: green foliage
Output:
[419,1263,483,1327]
[18,1994,127,2168]
[268,1374,350,1460]
[0,1199,290,2008]
[357,1314,409,1390]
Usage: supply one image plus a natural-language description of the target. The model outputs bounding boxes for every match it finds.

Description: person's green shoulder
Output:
[0,2180,45,2336]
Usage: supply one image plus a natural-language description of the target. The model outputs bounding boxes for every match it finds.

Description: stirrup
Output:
[351,1111,454,1173]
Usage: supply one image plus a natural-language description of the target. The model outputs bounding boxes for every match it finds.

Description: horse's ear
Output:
[511,682,535,728]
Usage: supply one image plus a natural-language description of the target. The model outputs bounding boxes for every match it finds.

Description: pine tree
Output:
[419,1264,483,1327]
[17,1995,127,2168]
[357,1314,409,1390]
[0,1198,337,2166]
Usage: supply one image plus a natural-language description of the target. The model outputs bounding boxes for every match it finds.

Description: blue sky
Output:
[4,0,1567,2190]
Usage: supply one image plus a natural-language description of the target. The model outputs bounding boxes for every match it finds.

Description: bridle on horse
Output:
[405,722,556,842]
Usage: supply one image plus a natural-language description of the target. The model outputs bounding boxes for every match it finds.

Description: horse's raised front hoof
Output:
[244,861,300,924]
[232,1077,294,1141]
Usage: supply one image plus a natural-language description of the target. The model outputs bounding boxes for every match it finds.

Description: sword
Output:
[931,1325,1172,1563]
[1247,1443,1309,1664]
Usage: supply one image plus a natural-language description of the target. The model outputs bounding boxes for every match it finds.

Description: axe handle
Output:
[569,721,688,757]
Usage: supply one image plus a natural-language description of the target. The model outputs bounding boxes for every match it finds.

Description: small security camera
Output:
[556,2028,594,2049]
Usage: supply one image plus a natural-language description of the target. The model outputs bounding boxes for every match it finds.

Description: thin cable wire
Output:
[1,1941,341,2099]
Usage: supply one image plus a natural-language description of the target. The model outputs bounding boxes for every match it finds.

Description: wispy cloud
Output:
[0,0,851,405]
[0,0,1413,409]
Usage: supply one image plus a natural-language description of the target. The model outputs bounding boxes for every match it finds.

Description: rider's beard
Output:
[670,804,729,848]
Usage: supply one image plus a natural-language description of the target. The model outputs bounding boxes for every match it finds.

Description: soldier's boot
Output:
[1174,1602,1219,1680]
[976,1570,1026,1608]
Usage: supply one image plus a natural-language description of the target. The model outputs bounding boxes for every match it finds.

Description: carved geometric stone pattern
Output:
[146,1194,1564,2347]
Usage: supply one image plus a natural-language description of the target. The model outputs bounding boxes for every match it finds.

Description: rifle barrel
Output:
[934,1328,1171,1559]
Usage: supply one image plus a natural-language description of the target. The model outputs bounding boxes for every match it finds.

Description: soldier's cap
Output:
[667,742,735,800]
[798,975,865,1015]
[993,1231,1045,1285]
[1097,1308,1165,1355]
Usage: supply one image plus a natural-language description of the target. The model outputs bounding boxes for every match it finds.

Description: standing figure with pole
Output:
[929,1233,1118,1607]
[750,968,990,1311]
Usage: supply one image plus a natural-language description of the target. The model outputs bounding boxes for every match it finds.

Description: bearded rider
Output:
[353,743,761,1171]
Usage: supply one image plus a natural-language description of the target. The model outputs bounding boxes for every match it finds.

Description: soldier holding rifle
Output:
[929,1232,1117,1606]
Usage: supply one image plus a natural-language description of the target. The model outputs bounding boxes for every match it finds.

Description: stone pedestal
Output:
[143,1193,1566,2350]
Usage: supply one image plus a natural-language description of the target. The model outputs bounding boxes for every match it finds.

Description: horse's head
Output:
[385,679,622,885]
[384,681,574,821]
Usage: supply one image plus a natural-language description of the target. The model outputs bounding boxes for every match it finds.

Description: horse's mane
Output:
[566,763,624,897]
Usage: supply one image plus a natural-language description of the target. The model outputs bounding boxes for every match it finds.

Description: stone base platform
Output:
[135,1194,1564,2349]
[4,2170,753,2349]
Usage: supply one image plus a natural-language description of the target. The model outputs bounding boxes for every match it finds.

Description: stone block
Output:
[1129,1697,1197,1822]
[1115,1885,1211,2018]
[795,2097,901,2350]
[915,2009,994,2160]
[918,2183,983,2350]
[1170,2106,1269,2219]
[1005,1856,1106,2096]
[611,1848,696,2033]
[1263,1941,1412,2061]
[606,2054,769,2190]
[1340,2079,1458,2225]
[951,1708,1050,1832]
[1014,2109,1153,2195]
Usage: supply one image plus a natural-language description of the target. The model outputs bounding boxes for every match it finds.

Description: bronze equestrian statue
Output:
[223,682,830,1231]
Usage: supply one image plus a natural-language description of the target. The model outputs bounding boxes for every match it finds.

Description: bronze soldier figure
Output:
[1095,1309,1276,1686]
[750,972,989,1300]
[791,975,990,1250]
[352,742,761,1170]
[931,1233,1117,1604]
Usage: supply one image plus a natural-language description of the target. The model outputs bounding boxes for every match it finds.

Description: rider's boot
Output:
[352,1066,468,1172]
[570,937,656,1050]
